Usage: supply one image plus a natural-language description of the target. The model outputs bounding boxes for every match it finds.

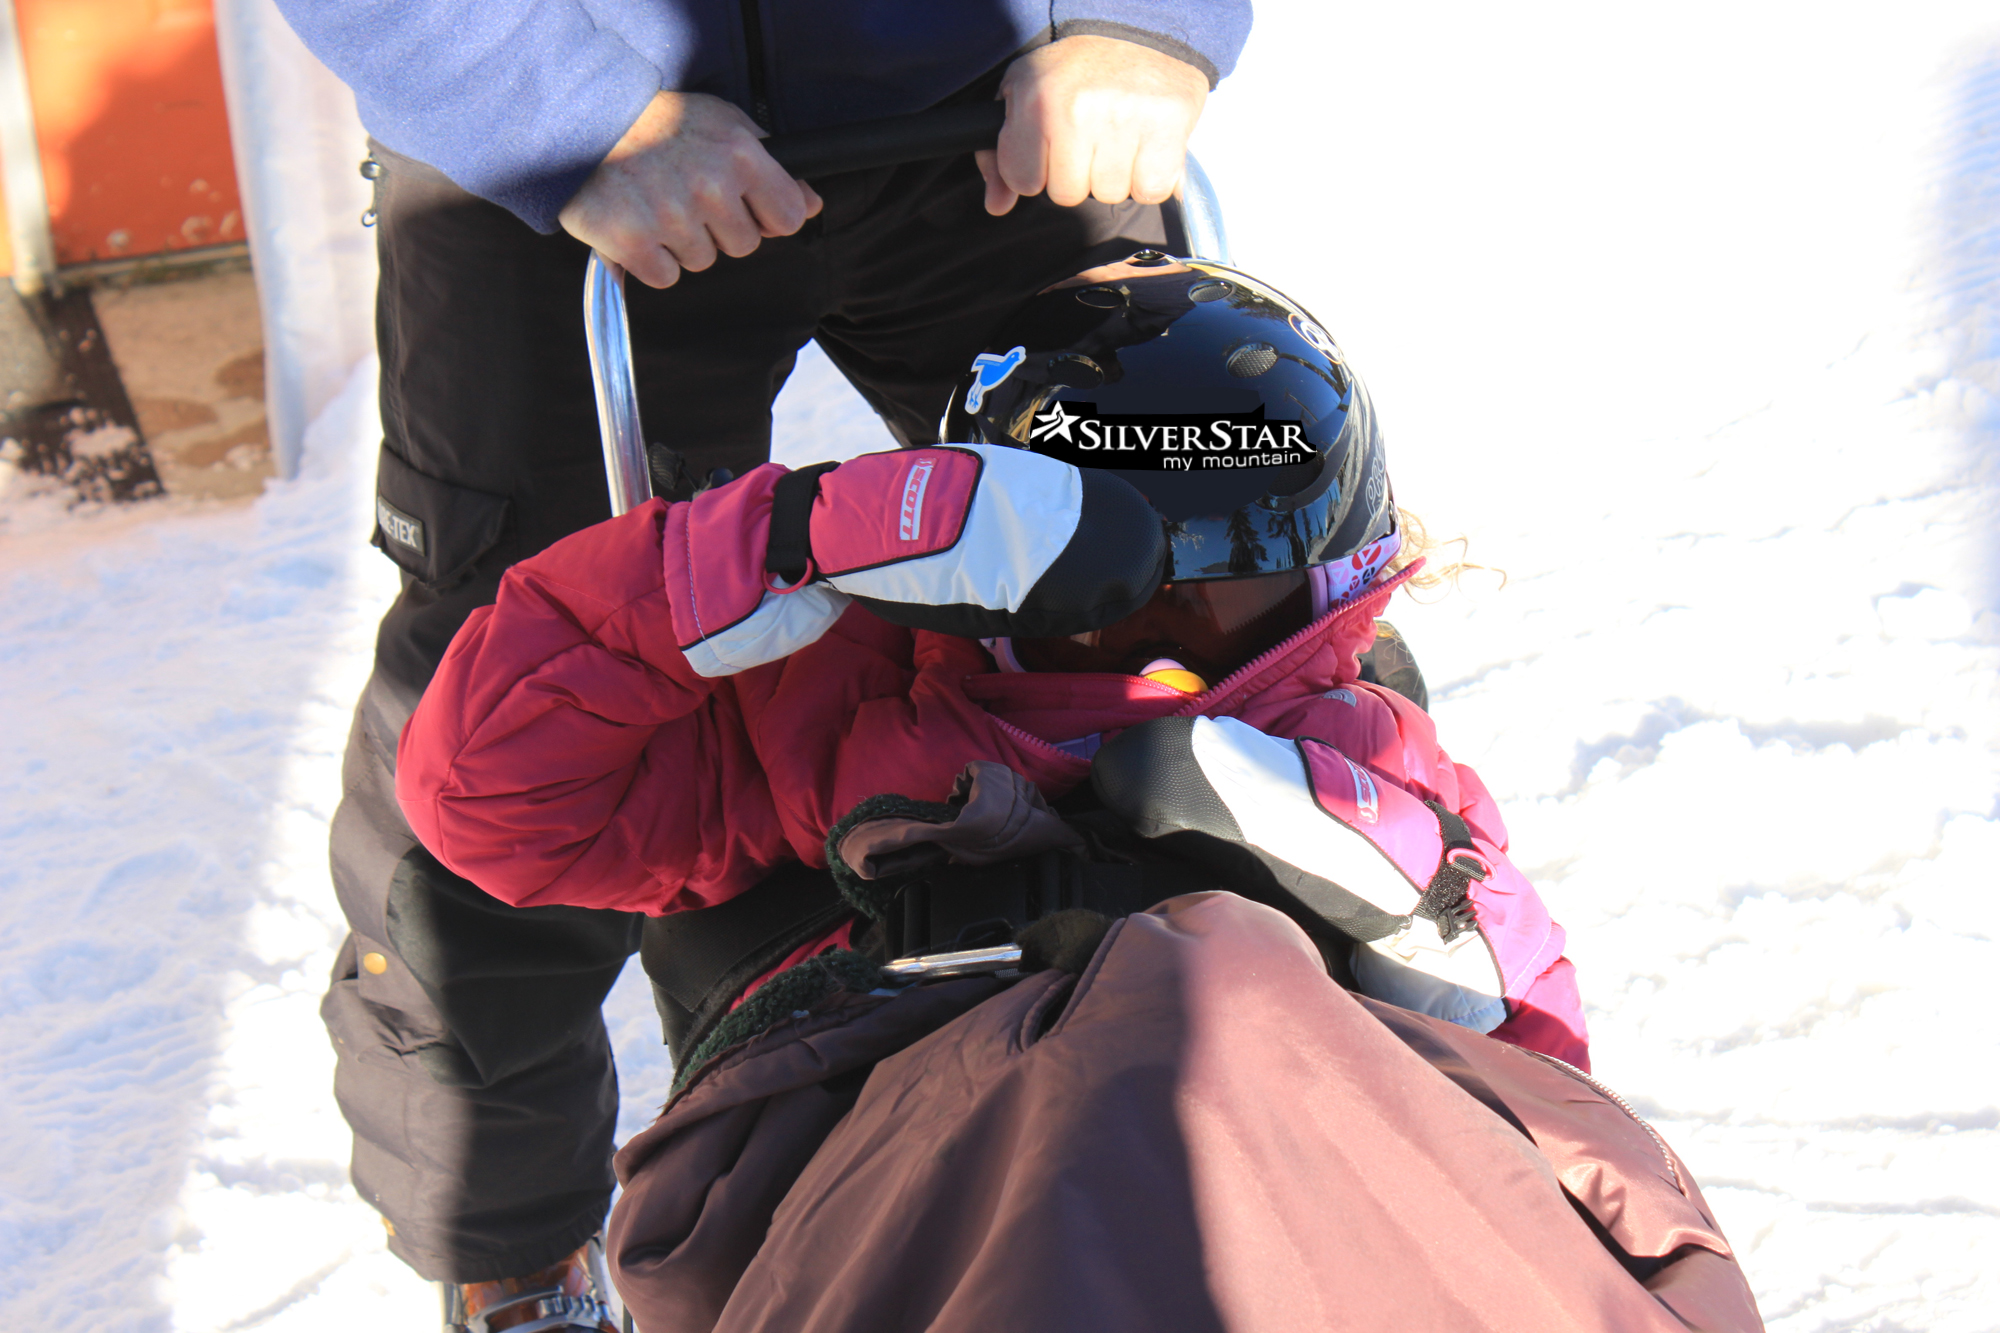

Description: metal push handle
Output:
[584,255,650,515]
[586,106,1232,517]
[1178,154,1230,271]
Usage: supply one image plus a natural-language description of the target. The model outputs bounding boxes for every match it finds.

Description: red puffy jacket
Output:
[396,468,1588,1066]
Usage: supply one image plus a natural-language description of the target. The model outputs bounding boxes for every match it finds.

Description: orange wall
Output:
[1,0,243,274]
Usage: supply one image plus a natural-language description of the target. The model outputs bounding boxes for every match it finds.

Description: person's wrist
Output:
[1046,26,1216,89]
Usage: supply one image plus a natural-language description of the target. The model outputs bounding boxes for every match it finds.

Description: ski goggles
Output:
[1008,568,1315,683]
[994,526,1402,687]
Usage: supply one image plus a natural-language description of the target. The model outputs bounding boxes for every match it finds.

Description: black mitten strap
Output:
[765,460,841,585]
[1418,800,1488,943]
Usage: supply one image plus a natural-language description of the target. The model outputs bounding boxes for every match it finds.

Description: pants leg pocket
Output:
[326,929,459,1067]
[372,443,512,591]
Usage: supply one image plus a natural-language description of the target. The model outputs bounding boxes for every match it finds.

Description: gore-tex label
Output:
[376,495,426,556]
[1026,400,1316,470]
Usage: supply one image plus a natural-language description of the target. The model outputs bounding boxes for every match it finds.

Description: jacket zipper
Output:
[1516,1047,1685,1194]
[1175,563,1421,718]
[991,714,1090,769]
[738,0,773,130]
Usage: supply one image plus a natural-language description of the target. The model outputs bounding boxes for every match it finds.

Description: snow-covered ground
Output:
[3,2,1996,1329]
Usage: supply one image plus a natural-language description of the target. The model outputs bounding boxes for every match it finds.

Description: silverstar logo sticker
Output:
[1030,402,1081,443]
[1019,399,1321,472]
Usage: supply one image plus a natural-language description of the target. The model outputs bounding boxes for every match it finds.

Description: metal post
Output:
[585,250,651,517]
[0,0,57,297]
[1178,153,1231,266]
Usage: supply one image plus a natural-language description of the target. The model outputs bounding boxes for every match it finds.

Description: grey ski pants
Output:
[322,124,1172,1282]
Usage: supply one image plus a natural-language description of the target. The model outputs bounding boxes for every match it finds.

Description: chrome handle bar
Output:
[586,132,1230,518]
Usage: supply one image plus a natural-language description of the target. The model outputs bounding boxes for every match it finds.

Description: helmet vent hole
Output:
[1226,343,1279,378]
[1189,280,1233,303]
[1047,355,1105,389]
[1075,286,1125,309]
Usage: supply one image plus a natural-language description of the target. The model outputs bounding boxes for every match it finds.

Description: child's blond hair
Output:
[1387,507,1502,597]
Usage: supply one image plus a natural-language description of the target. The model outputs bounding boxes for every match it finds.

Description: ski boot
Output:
[441,1235,624,1333]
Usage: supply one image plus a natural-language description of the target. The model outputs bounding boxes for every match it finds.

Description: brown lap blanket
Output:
[609,893,1763,1333]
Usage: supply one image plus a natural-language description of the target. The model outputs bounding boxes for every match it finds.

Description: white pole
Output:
[0,0,57,297]
[213,0,375,478]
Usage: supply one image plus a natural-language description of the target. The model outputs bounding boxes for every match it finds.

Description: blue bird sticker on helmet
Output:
[963,345,1026,412]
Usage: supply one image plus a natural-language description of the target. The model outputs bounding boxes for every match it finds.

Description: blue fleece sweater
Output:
[276,0,1251,234]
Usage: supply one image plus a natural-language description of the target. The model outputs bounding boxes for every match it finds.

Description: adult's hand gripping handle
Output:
[586,105,1230,518]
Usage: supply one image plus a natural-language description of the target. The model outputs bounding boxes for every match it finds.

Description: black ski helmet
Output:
[942,252,1392,583]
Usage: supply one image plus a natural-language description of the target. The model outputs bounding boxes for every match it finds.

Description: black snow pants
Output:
[322,122,1173,1282]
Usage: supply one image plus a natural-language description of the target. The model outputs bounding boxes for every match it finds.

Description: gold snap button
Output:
[362,952,389,975]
